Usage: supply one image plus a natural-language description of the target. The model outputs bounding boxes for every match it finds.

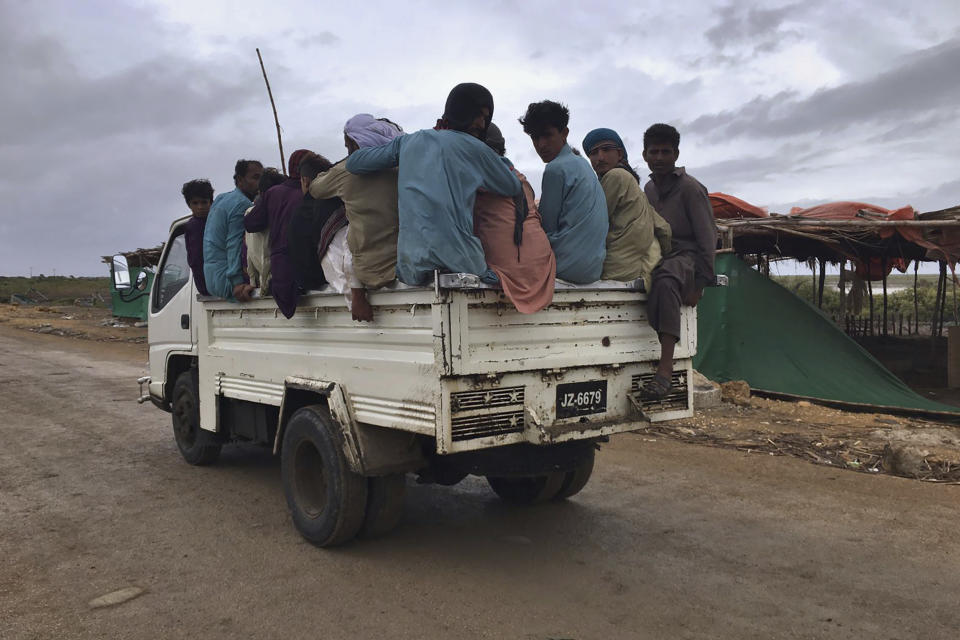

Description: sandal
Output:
[641,373,673,401]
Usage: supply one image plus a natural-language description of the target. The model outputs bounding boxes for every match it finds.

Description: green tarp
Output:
[693,254,957,414]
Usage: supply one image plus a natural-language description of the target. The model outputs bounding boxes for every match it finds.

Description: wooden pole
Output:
[723,218,960,228]
[939,261,948,337]
[838,260,847,320]
[256,48,286,175]
[817,258,826,309]
[914,261,920,335]
[868,279,875,336]
[932,264,944,341]
[881,256,888,338]
[811,262,817,305]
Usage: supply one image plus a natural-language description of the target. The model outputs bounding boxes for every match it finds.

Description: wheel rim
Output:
[293,439,328,519]
[173,393,198,447]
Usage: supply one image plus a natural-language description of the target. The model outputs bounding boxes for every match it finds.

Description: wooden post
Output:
[913,261,920,335]
[881,256,888,338]
[838,260,847,320]
[868,279,875,336]
[811,262,817,305]
[939,261,948,337]
[932,264,944,343]
[817,258,826,309]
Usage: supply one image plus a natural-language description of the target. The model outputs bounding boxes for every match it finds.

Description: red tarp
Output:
[709,192,768,219]
[789,201,959,279]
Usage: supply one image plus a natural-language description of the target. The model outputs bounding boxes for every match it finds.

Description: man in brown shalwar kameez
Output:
[641,123,717,399]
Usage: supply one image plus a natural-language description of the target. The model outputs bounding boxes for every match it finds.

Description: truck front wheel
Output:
[171,370,221,465]
[486,472,565,505]
[281,405,368,547]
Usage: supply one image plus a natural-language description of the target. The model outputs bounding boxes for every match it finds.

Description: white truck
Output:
[129,216,697,546]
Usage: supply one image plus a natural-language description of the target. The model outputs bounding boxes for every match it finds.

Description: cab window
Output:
[153,231,190,312]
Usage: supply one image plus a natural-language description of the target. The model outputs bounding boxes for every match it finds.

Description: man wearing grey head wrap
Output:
[309,114,404,321]
[344,114,403,152]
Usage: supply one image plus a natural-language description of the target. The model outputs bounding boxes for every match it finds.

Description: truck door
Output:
[147,225,195,399]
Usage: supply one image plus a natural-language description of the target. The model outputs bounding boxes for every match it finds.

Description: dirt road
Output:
[1,326,958,640]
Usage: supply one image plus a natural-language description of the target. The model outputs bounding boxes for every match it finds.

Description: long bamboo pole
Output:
[722,219,960,228]
[256,48,286,175]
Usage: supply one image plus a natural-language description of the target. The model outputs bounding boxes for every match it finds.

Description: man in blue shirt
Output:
[345,83,522,286]
[203,159,262,301]
[519,100,607,283]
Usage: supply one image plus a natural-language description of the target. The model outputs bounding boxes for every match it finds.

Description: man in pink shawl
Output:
[473,123,556,313]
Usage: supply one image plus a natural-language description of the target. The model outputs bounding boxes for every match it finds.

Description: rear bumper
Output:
[438,360,693,454]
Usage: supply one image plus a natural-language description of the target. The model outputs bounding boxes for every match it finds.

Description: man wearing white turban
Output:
[309,114,404,321]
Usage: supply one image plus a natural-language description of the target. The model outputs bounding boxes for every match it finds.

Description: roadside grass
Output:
[0,276,111,304]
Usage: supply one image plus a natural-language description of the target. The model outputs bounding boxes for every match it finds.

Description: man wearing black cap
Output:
[346,83,523,286]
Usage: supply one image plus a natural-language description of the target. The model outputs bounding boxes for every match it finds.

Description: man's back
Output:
[538,145,608,283]
[309,161,399,289]
[203,188,252,299]
[346,129,520,286]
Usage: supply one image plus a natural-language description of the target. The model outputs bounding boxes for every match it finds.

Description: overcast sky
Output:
[2,0,958,276]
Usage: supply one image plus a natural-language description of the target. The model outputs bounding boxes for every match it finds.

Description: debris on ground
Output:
[88,586,145,609]
[692,370,722,409]
[638,395,960,483]
[720,380,752,406]
[0,303,147,346]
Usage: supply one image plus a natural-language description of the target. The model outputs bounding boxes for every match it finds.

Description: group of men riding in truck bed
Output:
[178,82,716,401]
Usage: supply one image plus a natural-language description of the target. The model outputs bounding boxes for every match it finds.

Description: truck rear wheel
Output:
[281,405,368,547]
[359,474,406,539]
[555,449,595,500]
[171,370,221,465]
[486,472,565,505]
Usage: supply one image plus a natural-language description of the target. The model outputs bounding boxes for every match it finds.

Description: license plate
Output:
[556,380,607,418]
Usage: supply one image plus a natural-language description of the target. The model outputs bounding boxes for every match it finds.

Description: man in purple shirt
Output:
[243,149,312,318]
[181,179,213,296]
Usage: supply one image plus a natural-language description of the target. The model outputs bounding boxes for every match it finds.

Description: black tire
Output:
[281,405,368,547]
[359,473,406,539]
[486,472,565,505]
[555,449,595,500]
[171,370,221,465]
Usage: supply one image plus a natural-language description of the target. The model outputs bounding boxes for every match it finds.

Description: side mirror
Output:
[112,255,131,290]
[134,271,149,291]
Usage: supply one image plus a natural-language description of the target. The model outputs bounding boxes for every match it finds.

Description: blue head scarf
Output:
[582,128,628,163]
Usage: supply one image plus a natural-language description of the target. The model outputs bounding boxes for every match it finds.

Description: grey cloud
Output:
[704,3,807,49]
[866,111,957,144]
[686,37,960,141]
[294,31,340,48]
[694,142,815,190]
[0,34,262,147]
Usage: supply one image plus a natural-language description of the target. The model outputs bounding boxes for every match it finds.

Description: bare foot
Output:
[351,288,373,322]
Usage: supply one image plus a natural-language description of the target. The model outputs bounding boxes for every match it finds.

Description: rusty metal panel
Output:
[448,289,696,375]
